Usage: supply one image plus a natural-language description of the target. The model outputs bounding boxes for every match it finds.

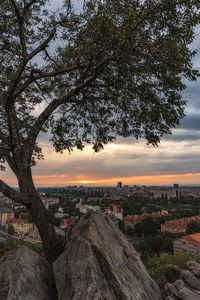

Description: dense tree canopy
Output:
[0,0,200,262]
[186,220,200,235]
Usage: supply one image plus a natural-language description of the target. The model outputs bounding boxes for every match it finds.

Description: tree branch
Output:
[26,24,57,62]
[15,63,83,98]
[0,179,25,204]
[10,0,27,60]
[23,0,38,16]
[23,53,118,161]
[0,149,18,175]
[5,21,57,108]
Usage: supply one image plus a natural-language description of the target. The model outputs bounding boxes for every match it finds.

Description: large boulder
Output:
[0,246,57,300]
[53,212,162,300]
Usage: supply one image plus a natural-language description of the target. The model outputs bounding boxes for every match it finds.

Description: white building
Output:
[174,233,200,255]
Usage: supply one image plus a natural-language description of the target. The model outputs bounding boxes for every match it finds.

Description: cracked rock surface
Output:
[53,212,162,300]
[0,246,57,300]
[165,261,200,299]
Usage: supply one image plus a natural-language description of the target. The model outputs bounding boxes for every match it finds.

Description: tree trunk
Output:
[18,168,64,264]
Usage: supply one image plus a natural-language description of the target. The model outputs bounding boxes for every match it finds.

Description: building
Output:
[124,210,170,229]
[5,218,33,236]
[174,233,200,255]
[105,205,123,215]
[59,217,77,230]
[173,184,179,189]
[0,207,14,227]
[76,203,100,214]
[124,215,146,229]
[117,182,122,189]
[105,205,123,221]
[161,216,200,233]
[54,207,69,218]
[27,224,41,242]
[150,188,178,199]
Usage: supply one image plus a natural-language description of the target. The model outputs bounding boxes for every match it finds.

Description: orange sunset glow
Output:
[4,172,200,187]
[2,138,200,187]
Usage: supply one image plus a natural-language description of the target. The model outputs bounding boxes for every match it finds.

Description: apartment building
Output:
[174,233,200,255]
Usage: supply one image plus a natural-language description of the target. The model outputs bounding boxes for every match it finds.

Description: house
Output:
[76,203,100,214]
[174,233,200,255]
[123,215,146,229]
[59,217,77,230]
[124,210,170,229]
[27,224,41,242]
[0,207,14,227]
[161,216,200,233]
[105,204,123,215]
[6,218,33,236]
[54,207,69,218]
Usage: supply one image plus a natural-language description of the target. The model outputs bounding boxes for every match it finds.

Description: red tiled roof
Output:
[6,218,29,224]
[161,216,200,230]
[184,233,200,247]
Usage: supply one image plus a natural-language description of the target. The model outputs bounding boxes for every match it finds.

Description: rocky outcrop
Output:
[165,261,200,299]
[53,212,162,300]
[0,246,57,300]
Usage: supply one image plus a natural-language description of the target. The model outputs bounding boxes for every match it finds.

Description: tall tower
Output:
[117,182,122,189]
[173,184,179,198]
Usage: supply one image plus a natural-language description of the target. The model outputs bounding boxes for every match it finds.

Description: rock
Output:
[185,261,200,278]
[54,212,162,300]
[174,279,200,300]
[180,269,200,293]
[165,261,200,300]
[0,246,57,300]
[165,279,200,300]
[165,282,180,299]
[165,265,180,283]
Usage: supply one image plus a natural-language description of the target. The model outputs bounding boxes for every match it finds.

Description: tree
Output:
[0,0,199,263]
[8,224,15,235]
[186,220,200,235]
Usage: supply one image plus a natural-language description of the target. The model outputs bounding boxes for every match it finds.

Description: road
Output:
[0,230,14,242]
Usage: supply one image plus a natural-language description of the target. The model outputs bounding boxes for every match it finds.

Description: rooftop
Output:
[183,233,200,247]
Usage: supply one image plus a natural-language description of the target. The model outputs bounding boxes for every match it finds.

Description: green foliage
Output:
[134,216,160,237]
[0,0,199,168]
[186,220,200,234]
[125,226,134,236]
[7,224,15,235]
[142,253,200,295]
[134,232,177,257]
[121,199,144,216]
[0,239,42,259]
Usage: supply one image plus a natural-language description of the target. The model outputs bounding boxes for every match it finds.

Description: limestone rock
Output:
[165,261,200,300]
[165,265,180,283]
[0,246,57,300]
[165,279,200,300]
[185,260,200,278]
[180,269,200,293]
[54,212,162,300]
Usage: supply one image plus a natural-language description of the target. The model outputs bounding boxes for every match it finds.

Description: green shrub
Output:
[143,253,200,295]
[0,239,41,259]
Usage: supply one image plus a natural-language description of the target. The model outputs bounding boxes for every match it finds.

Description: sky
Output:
[2,2,200,187]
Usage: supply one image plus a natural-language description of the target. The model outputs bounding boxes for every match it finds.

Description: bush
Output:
[0,239,42,259]
[142,253,200,295]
